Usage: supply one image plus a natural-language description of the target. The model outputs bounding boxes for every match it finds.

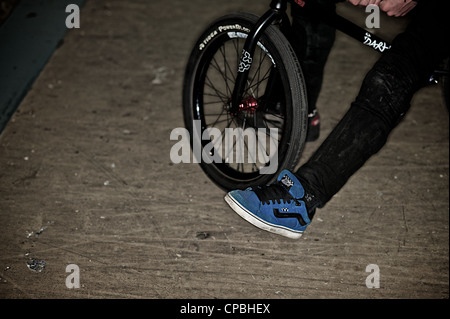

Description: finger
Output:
[347,0,360,5]
[378,1,391,12]
[399,2,417,16]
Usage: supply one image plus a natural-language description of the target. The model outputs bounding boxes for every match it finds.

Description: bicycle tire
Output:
[182,13,308,191]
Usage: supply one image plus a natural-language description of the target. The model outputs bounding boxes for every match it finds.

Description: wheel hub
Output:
[226,96,258,116]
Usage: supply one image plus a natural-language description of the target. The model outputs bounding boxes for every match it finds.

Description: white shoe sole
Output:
[224,193,303,240]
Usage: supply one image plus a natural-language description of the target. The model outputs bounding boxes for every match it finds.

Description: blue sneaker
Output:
[224,170,313,239]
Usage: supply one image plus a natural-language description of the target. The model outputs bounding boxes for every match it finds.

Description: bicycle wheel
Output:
[183,13,308,191]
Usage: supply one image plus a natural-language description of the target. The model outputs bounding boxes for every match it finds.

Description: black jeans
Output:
[290,0,339,113]
[295,0,450,209]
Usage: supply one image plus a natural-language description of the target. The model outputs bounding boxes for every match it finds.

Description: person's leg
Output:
[290,0,338,141]
[296,0,450,211]
[224,0,449,239]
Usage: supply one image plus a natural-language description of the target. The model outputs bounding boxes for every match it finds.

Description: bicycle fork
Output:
[229,0,288,115]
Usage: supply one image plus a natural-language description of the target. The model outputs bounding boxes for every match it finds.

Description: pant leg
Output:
[296,0,450,209]
[290,0,338,113]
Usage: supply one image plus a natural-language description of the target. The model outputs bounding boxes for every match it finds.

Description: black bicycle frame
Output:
[230,0,391,114]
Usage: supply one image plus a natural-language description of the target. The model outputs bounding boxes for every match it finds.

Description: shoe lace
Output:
[253,182,300,206]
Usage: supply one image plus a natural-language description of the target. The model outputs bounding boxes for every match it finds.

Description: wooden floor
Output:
[0,0,448,301]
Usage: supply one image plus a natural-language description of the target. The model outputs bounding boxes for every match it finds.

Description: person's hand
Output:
[347,0,381,6]
[379,0,417,17]
[347,0,417,17]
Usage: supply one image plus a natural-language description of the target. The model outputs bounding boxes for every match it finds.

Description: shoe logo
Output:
[273,208,307,226]
[281,175,294,188]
